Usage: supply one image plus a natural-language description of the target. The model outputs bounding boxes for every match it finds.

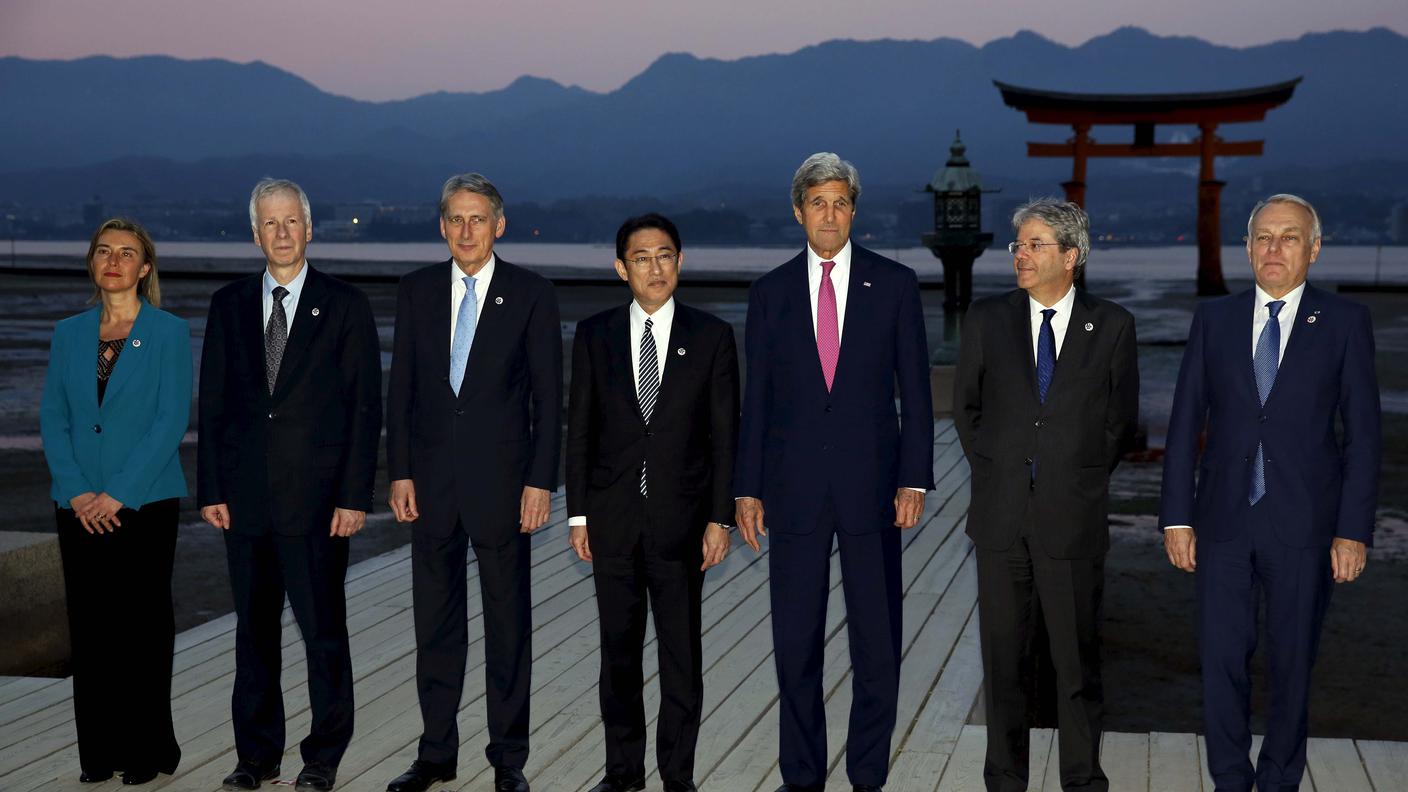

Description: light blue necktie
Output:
[1249,300,1284,505]
[449,275,477,396]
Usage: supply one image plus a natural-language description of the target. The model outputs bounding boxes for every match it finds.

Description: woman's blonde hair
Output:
[86,218,161,307]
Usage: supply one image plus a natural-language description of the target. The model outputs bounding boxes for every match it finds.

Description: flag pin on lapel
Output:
[311,308,320,316]
[863,281,872,287]
[495,296,504,305]
[1307,310,1320,324]
[1084,322,1094,331]
[131,339,141,347]
[677,348,686,356]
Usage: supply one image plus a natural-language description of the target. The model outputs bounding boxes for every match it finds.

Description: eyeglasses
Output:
[1007,241,1061,255]
[623,252,679,268]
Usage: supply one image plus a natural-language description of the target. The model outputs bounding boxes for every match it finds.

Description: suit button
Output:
[1259,414,1267,422]
[267,412,275,420]
[645,430,653,437]
[1034,420,1044,428]
[93,424,102,433]
[441,376,449,383]
[455,409,465,416]
[1244,456,1250,463]
[825,406,833,413]
[1024,458,1033,466]
[822,443,830,450]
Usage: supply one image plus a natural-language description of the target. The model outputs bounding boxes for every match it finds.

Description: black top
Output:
[96,337,126,405]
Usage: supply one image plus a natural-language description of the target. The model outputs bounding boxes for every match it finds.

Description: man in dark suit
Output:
[1161,194,1379,792]
[566,214,738,792]
[198,178,382,792]
[384,173,561,792]
[953,198,1139,792]
[735,153,934,792]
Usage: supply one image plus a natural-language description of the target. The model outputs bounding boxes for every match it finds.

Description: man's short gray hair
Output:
[440,173,504,219]
[1012,198,1091,278]
[1246,193,1322,243]
[790,152,862,208]
[248,178,311,231]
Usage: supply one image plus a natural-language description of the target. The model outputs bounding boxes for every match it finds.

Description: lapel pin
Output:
[1306,315,1317,324]
[495,296,504,305]
[862,281,872,287]
[676,348,686,356]
[131,339,141,348]
[1084,322,1094,331]
[311,307,320,316]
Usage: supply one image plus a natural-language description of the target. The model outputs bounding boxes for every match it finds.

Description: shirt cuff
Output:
[569,515,586,527]
[904,487,926,493]
[1163,524,1192,531]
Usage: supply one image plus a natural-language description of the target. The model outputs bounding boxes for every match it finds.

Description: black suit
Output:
[385,258,561,769]
[566,301,738,783]
[197,265,382,769]
[954,288,1139,792]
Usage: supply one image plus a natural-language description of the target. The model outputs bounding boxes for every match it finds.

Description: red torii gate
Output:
[995,78,1301,295]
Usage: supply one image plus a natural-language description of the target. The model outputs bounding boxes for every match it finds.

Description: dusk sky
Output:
[3,0,1405,101]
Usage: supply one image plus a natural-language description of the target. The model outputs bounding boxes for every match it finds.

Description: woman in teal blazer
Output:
[39,219,191,786]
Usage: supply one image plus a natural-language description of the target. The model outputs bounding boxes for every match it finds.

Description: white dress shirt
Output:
[262,261,309,334]
[449,255,495,356]
[806,242,852,340]
[1163,281,1307,531]
[569,298,676,527]
[1028,285,1076,363]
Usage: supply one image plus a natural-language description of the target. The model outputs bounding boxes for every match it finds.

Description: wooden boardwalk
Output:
[2,420,1404,791]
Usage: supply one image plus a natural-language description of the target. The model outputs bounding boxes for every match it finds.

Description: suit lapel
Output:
[1046,291,1094,397]
[1268,284,1321,405]
[1229,290,1262,404]
[783,252,829,394]
[657,302,693,416]
[75,308,102,412]
[430,260,454,393]
[832,250,868,390]
[1007,290,1040,403]
[237,275,269,401]
[271,266,328,401]
[98,300,153,409]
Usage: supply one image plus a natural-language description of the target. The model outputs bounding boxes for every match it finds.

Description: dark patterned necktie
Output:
[1036,308,1057,402]
[265,285,289,394]
[638,317,659,495]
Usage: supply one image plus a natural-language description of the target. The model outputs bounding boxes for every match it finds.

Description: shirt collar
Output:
[264,260,309,298]
[1028,284,1076,318]
[450,253,496,285]
[806,240,852,272]
[630,296,676,326]
[1254,281,1306,316]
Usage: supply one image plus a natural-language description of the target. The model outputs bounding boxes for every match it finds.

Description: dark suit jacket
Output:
[197,265,382,535]
[566,301,739,559]
[1159,283,1380,548]
[385,258,562,544]
[954,288,1140,559]
[734,244,934,534]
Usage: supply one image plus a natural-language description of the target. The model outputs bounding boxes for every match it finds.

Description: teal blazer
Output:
[40,300,193,509]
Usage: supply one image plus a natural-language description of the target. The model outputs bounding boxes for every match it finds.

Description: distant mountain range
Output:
[2,26,1407,208]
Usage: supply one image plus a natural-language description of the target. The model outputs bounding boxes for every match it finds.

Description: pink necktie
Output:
[817,260,839,391]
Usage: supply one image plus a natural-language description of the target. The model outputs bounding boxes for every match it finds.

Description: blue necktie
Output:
[450,275,477,396]
[1036,308,1057,403]
[1249,300,1284,505]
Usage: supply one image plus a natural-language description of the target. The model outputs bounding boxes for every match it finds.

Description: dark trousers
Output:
[1198,504,1332,792]
[411,523,532,769]
[769,498,902,788]
[593,529,705,784]
[975,522,1107,792]
[224,529,353,769]
[56,498,181,777]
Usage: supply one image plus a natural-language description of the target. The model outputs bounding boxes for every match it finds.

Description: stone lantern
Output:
[922,131,994,312]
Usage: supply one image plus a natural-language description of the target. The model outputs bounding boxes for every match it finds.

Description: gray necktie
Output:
[265,285,289,394]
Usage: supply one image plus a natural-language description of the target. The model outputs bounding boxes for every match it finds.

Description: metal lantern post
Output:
[922,131,994,312]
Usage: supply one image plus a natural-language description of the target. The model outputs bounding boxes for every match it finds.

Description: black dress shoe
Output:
[774,785,823,792]
[121,768,159,785]
[386,760,456,792]
[296,762,337,790]
[587,776,645,792]
[222,760,281,790]
[79,770,114,783]
[663,781,699,792]
[852,786,883,792]
[494,766,530,792]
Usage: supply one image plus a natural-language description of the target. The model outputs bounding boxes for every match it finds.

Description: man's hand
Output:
[894,489,924,529]
[202,503,232,531]
[1331,538,1367,583]
[701,522,730,571]
[736,497,765,552]
[1164,527,1196,572]
[520,486,551,533]
[570,524,592,562]
[388,478,419,523]
[329,508,366,538]
[68,492,100,534]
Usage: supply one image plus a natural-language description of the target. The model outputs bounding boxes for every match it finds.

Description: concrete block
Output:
[0,531,70,675]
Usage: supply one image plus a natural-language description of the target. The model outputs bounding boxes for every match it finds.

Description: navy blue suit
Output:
[735,244,933,788]
[1160,283,1379,791]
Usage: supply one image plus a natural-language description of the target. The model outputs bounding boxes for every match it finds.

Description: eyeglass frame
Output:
[1007,240,1063,255]
[620,251,680,268]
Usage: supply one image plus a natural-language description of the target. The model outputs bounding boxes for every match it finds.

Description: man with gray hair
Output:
[199,178,383,791]
[953,198,1139,791]
[1160,194,1379,791]
[736,153,934,792]
[384,173,561,792]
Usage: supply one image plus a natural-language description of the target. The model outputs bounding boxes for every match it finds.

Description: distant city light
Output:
[352,217,359,224]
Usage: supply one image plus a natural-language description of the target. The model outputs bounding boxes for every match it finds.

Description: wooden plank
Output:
[1101,731,1149,790]
[1148,731,1200,792]
[1305,738,1372,792]
[1028,727,1055,790]
[935,724,987,791]
[1356,739,1408,791]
